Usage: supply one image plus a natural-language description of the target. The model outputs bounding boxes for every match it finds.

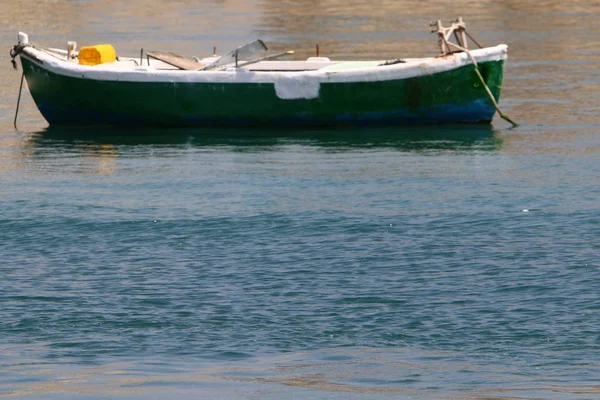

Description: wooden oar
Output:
[147,43,291,72]
[200,40,268,70]
[216,50,295,70]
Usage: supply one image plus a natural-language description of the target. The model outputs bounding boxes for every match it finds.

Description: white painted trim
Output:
[21,44,507,85]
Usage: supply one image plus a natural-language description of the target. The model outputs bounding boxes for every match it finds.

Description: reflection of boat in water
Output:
[11,19,508,127]
[30,124,502,152]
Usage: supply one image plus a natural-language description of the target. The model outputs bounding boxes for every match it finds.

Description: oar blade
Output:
[203,39,268,70]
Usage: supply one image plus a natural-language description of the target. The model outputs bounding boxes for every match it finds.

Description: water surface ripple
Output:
[2,1,600,399]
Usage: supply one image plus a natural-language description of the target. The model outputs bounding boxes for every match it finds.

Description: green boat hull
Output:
[20,55,505,127]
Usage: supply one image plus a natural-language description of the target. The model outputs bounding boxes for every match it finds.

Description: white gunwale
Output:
[20,44,508,85]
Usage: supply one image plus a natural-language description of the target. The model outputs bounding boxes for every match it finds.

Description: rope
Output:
[13,71,24,128]
[10,44,26,69]
[10,42,34,128]
[448,42,518,127]
[10,42,73,69]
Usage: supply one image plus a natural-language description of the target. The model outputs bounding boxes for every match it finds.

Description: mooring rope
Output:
[431,18,518,127]
[448,42,518,127]
[9,43,28,128]
[9,39,78,128]
[9,43,25,69]
[13,71,24,128]
[11,42,73,66]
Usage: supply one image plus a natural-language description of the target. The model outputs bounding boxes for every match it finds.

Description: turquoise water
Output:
[2,1,600,398]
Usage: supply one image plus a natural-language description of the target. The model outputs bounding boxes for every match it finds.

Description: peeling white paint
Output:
[274,75,320,100]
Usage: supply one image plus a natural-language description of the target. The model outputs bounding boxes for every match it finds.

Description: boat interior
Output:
[38,44,408,73]
[16,17,486,75]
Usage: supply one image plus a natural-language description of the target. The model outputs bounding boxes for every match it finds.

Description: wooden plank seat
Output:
[146,51,204,70]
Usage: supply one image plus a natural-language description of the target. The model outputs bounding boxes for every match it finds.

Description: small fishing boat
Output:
[10,19,514,127]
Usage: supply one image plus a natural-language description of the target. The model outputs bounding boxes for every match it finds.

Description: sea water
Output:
[1,1,599,398]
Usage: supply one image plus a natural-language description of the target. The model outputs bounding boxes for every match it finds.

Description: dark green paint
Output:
[20,56,505,126]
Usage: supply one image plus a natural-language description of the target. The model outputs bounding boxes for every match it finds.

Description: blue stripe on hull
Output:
[37,99,495,127]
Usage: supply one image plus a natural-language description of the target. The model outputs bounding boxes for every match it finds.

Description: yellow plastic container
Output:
[78,44,116,66]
